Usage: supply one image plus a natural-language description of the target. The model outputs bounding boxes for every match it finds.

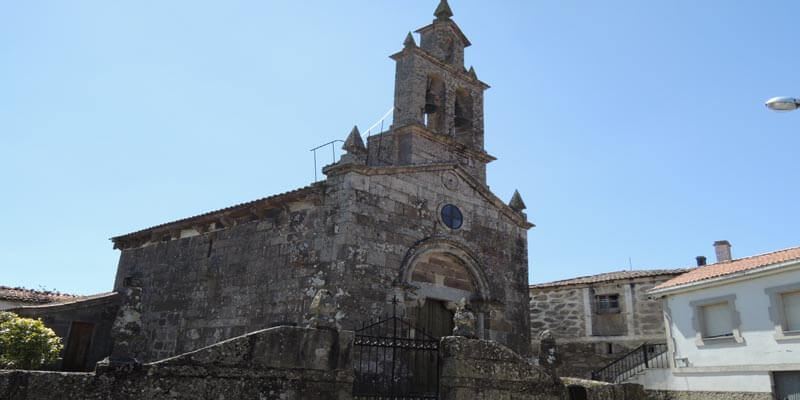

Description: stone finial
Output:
[538,330,559,366]
[307,289,337,329]
[434,0,454,21]
[452,298,477,339]
[468,66,477,80]
[403,32,417,48]
[538,329,561,383]
[508,190,526,212]
[343,125,366,154]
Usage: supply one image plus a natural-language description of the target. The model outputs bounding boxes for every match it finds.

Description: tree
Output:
[0,312,63,370]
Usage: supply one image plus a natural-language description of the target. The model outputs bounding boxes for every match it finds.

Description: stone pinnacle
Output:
[434,0,454,20]
[508,190,527,212]
[468,66,477,79]
[404,32,417,48]
[342,125,366,154]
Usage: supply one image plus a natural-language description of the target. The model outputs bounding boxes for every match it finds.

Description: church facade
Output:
[27,1,535,367]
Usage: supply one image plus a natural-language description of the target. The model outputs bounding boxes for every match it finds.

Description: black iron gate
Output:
[353,299,440,399]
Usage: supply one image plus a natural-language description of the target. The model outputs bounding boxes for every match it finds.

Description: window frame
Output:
[765,282,800,341]
[690,294,743,346]
[595,294,621,315]
[440,204,463,230]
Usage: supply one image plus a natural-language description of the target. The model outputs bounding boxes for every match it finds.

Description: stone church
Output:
[16,0,535,369]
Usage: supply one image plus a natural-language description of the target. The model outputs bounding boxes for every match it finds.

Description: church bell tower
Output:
[362,0,495,184]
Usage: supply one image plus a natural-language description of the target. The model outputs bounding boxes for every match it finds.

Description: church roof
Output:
[110,183,321,249]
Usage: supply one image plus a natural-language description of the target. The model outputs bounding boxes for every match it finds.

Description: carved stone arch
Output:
[399,237,491,302]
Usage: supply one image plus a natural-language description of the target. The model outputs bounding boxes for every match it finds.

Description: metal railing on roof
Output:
[310,107,394,182]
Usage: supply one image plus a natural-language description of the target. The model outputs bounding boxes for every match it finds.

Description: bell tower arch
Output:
[377,0,494,184]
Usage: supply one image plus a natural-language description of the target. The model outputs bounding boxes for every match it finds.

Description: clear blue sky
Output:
[2,1,800,295]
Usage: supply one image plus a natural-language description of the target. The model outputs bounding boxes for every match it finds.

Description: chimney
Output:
[714,240,732,263]
[696,256,707,266]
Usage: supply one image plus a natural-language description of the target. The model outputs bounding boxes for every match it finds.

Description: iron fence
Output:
[353,299,440,399]
[591,343,668,383]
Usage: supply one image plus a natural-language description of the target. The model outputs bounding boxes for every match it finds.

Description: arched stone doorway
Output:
[399,239,490,338]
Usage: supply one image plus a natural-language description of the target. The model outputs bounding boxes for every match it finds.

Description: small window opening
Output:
[701,302,734,338]
[595,294,620,314]
[453,89,473,144]
[424,76,445,133]
[441,204,463,229]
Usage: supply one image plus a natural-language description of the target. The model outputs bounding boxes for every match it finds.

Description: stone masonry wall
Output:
[530,275,676,378]
[327,166,532,355]
[529,286,586,339]
[366,125,488,184]
[112,189,338,362]
[112,161,531,363]
[439,336,647,400]
[0,326,354,400]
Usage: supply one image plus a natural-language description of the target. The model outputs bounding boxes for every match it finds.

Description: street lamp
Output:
[765,96,800,111]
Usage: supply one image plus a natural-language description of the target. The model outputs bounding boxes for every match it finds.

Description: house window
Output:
[783,291,800,332]
[595,294,620,314]
[765,283,800,340]
[700,302,733,338]
[690,294,742,346]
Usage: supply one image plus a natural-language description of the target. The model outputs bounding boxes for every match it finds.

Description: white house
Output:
[640,241,800,399]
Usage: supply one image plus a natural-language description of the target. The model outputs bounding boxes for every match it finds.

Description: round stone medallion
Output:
[442,171,459,190]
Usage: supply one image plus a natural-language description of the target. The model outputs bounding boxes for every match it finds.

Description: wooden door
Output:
[62,321,94,371]
[411,300,453,338]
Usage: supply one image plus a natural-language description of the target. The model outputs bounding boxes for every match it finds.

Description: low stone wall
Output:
[647,390,773,400]
[0,326,354,400]
[562,378,648,399]
[440,336,647,400]
[1,326,644,400]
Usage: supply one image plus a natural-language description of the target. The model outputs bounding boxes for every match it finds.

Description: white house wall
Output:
[663,267,800,392]
[631,368,772,393]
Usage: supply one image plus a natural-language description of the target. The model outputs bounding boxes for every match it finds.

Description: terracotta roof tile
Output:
[0,286,82,304]
[653,245,800,291]
[529,268,689,289]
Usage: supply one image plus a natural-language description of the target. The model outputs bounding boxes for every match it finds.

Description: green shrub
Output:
[0,312,63,370]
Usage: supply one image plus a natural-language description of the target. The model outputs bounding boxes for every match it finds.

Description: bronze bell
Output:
[424,92,439,114]
[454,103,470,128]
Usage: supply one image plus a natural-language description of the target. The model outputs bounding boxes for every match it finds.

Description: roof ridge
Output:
[653,244,800,292]
[0,285,81,297]
[708,244,800,266]
[111,183,321,242]
[529,268,689,288]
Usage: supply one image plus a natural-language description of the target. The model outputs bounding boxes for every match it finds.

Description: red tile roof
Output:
[0,286,82,305]
[653,245,800,291]
[529,268,689,289]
